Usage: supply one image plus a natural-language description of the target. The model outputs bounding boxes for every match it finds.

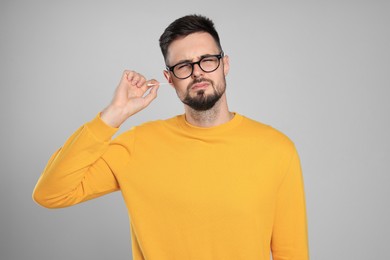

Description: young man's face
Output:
[163,32,230,111]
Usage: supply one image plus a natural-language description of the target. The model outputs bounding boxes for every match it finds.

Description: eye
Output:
[201,56,218,63]
[176,63,191,70]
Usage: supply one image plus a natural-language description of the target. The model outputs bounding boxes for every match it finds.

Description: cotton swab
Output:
[147,83,170,87]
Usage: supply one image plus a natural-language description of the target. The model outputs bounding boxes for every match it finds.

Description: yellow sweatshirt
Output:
[33,113,309,260]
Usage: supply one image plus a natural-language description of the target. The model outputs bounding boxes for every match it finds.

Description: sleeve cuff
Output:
[85,113,119,142]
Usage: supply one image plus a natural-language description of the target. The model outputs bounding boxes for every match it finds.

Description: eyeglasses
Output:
[166,52,224,79]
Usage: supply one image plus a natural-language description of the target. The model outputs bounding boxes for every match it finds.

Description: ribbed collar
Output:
[176,112,243,136]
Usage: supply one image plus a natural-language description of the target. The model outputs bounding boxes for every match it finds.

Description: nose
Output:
[191,62,204,78]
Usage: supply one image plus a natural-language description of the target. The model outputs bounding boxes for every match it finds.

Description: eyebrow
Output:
[172,53,218,65]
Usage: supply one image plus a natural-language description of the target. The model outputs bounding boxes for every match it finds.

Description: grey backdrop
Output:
[1,0,389,259]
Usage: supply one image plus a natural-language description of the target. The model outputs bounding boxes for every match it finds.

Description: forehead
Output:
[166,32,220,64]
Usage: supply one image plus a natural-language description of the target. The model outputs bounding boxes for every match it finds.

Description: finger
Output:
[131,73,141,86]
[145,79,160,87]
[124,70,142,85]
[137,76,146,87]
[143,85,159,105]
[124,70,135,82]
[139,78,157,93]
[116,70,134,95]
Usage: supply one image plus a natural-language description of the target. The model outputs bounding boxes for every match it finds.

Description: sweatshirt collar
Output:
[176,112,243,136]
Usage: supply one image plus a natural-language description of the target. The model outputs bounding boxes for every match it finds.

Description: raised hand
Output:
[101,70,160,128]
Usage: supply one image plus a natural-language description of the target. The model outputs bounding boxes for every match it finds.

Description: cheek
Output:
[173,78,191,89]
[172,80,189,97]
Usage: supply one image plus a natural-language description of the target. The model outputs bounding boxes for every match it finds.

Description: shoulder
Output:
[238,114,296,152]
[113,115,180,141]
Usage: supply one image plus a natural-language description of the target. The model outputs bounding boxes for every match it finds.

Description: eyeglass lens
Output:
[173,56,220,79]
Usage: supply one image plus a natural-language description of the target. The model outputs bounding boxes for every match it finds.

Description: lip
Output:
[191,82,209,90]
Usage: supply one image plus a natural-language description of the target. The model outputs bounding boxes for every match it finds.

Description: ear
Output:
[223,55,230,77]
[163,70,175,88]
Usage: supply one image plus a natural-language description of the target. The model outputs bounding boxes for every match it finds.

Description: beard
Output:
[181,78,226,111]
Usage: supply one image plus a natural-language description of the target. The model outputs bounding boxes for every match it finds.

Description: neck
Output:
[184,95,233,127]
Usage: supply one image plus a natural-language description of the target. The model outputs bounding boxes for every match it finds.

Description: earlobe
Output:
[163,70,170,81]
[163,70,174,88]
[223,55,230,76]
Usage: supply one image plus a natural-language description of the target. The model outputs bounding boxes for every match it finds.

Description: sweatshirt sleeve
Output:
[32,114,128,209]
[271,146,310,259]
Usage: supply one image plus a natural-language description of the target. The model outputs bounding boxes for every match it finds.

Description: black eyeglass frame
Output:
[166,52,225,79]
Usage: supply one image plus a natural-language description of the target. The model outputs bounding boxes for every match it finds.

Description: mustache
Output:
[187,78,213,91]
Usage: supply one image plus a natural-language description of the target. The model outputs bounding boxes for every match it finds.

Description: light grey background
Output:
[1,0,389,259]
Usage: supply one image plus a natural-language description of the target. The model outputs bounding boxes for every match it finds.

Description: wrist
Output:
[100,105,127,128]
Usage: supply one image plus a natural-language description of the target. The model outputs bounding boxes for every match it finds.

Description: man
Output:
[33,14,309,260]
